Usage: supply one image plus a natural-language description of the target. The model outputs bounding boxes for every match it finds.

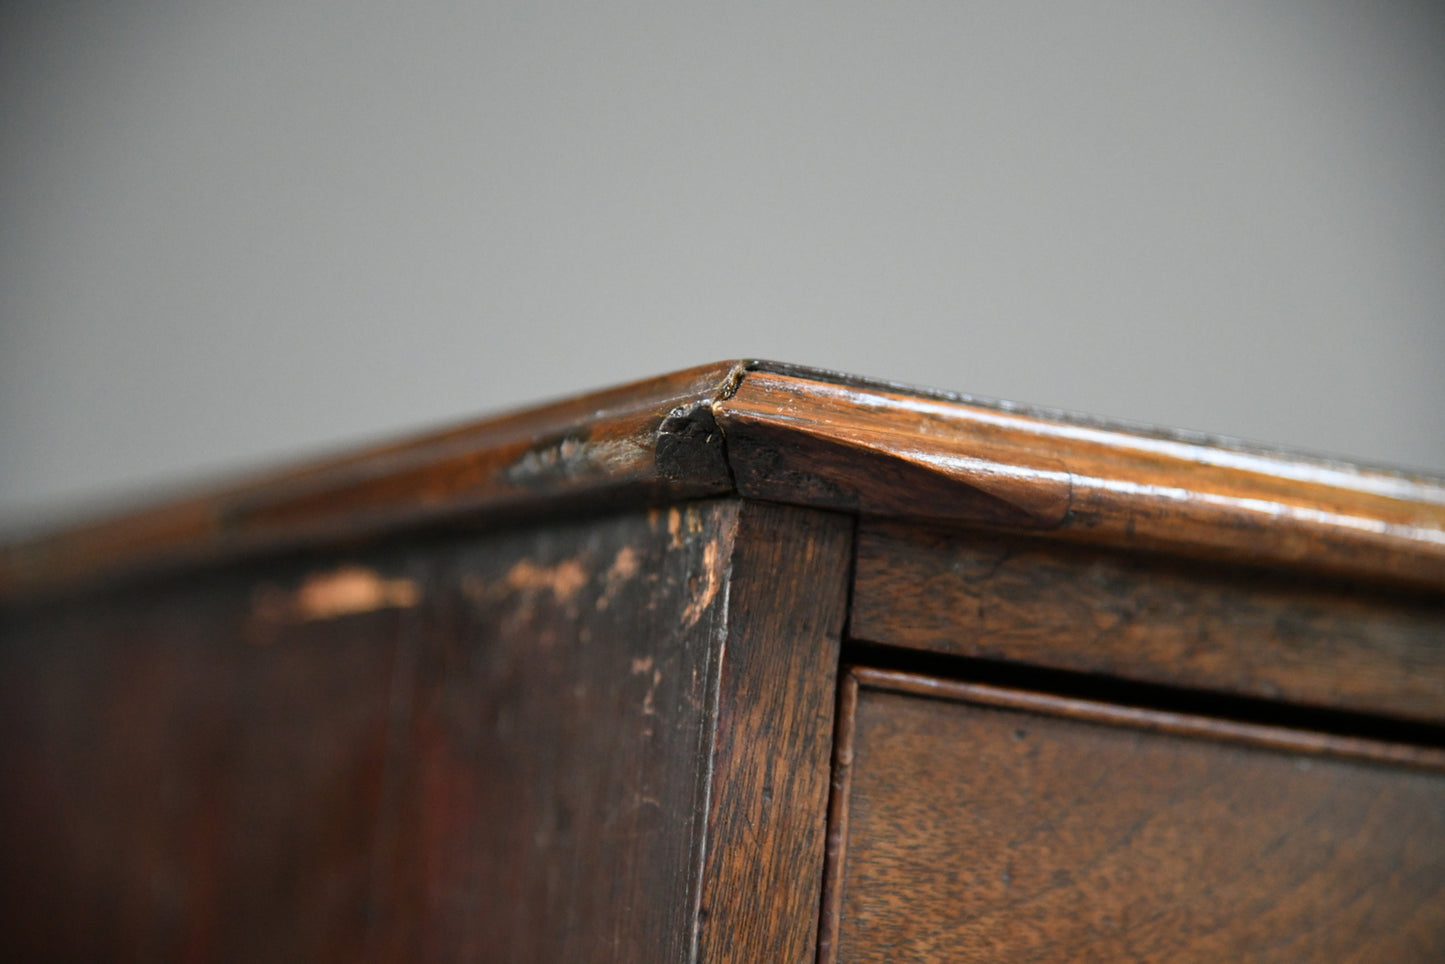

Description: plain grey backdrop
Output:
[3,2,1443,530]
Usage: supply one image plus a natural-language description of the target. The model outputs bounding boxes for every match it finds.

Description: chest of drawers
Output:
[4,361,1444,961]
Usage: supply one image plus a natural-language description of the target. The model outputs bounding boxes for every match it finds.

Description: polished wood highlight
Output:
[852,521,1445,726]
[7,361,1445,600]
[831,669,1445,962]
[715,367,1445,590]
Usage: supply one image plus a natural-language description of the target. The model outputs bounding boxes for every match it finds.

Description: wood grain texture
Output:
[371,500,740,963]
[714,368,1445,590]
[9,360,1445,601]
[0,362,743,601]
[693,503,852,964]
[816,672,860,964]
[852,521,1445,725]
[854,668,1445,770]
[0,500,745,962]
[835,672,1445,962]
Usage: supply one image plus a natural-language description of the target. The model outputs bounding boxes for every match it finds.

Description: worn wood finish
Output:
[6,360,1445,962]
[693,503,852,964]
[834,670,1445,962]
[0,500,746,962]
[0,362,743,600]
[852,522,1445,726]
[367,500,740,962]
[9,361,1445,601]
[714,368,1445,590]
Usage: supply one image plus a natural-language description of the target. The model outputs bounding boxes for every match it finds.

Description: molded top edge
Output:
[4,359,1444,600]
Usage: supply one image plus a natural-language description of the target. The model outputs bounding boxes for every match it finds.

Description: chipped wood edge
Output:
[0,361,749,602]
[8,358,1445,601]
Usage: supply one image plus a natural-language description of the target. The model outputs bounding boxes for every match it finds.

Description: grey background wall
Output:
[3,1,1442,530]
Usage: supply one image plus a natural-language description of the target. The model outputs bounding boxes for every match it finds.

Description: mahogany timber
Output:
[3,361,1445,962]
[0,497,854,962]
[693,502,852,964]
[829,668,1445,963]
[851,521,1445,726]
[0,568,400,962]
[356,501,743,961]
[6,361,1445,600]
[714,368,1445,591]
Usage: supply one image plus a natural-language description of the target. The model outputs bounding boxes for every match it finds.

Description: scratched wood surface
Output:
[833,672,1445,963]
[852,522,1445,726]
[0,500,748,962]
[368,499,741,962]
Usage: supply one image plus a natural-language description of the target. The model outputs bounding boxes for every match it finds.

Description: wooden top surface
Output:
[5,360,1445,599]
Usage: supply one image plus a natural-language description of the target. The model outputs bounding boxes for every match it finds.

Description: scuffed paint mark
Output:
[505,436,647,486]
[667,507,683,547]
[645,667,663,715]
[680,539,723,629]
[609,545,641,582]
[630,656,654,675]
[597,545,642,611]
[252,565,419,624]
[505,558,588,602]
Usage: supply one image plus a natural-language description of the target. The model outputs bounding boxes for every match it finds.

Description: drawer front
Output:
[828,670,1445,963]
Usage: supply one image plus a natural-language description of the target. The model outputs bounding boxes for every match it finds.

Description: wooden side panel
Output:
[373,501,739,963]
[0,565,403,963]
[0,500,743,963]
[852,522,1445,725]
[694,503,853,964]
[835,676,1445,963]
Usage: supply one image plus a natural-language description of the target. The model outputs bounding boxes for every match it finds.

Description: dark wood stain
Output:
[852,521,1445,725]
[369,500,741,962]
[5,360,1445,963]
[835,671,1445,962]
[0,565,403,962]
[693,503,852,964]
[1,500,745,962]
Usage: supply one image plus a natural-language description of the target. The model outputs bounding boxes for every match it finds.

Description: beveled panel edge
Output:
[7,359,1445,601]
[851,666,1445,772]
